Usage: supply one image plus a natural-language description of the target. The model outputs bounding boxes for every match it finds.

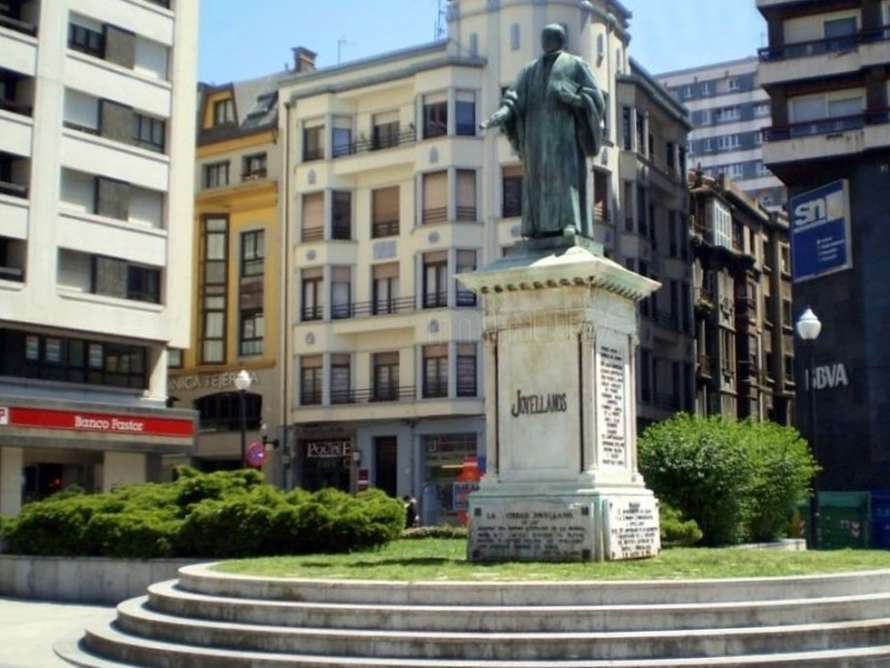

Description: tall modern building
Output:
[276,0,693,523]
[688,170,794,425]
[0,0,198,514]
[757,0,890,490]
[659,57,787,208]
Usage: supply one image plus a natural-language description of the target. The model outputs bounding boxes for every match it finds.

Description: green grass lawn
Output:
[215,539,890,581]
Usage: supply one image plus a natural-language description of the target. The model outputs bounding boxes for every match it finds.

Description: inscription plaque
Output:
[604,496,660,560]
[469,502,594,562]
[598,341,627,467]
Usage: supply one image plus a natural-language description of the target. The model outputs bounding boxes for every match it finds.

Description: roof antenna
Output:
[435,0,446,40]
[337,36,356,65]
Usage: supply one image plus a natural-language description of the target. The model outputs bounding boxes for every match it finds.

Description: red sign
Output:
[245,441,266,468]
[1,406,194,438]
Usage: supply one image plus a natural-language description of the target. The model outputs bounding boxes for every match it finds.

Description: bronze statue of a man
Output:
[482,24,605,240]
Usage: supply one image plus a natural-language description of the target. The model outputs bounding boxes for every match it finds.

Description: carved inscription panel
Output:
[469,502,594,562]
[596,332,629,468]
[604,496,660,560]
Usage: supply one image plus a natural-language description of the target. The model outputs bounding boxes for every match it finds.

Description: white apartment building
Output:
[0,0,198,514]
[658,57,787,208]
[277,0,693,524]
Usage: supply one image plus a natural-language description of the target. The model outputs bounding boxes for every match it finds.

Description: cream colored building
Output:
[276,0,693,524]
[0,0,197,514]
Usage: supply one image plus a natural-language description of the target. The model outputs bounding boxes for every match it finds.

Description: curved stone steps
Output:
[60,622,890,668]
[146,579,890,633]
[113,596,890,662]
[178,564,890,606]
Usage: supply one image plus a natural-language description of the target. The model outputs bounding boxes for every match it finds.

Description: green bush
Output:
[659,502,703,548]
[2,468,405,559]
[402,525,468,540]
[639,415,818,546]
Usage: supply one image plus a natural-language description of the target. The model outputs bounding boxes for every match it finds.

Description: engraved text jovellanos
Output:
[460,25,662,562]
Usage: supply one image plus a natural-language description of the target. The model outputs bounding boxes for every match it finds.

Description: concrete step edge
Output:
[118,596,890,642]
[77,622,890,668]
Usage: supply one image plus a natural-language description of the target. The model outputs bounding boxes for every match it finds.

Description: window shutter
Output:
[372,262,399,279]
[302,193,323,233]
[423,172,447,210]
[372,187,400,223]
[457,170,476,208]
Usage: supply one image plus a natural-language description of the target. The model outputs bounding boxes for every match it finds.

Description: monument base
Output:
[468,487,660,563]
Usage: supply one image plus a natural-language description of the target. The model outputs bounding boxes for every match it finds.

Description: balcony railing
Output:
[0,13,37,36]
[0,180,28,199]
[347,296,416,319]
[301,227,324,242]
[331,128,416,158]
[63,120,99,136]
[303,147,324,162]
[0,97,32,117]
[422,381,449,399]
[329,385,416,405]
[422,207,447,225]
[423,291,448,309]
[301,306,323,322]
[763,109,890,142]
[758,26,890,62]
[331,223,351,240]
[372,219,399,239]
[242,168,267,181]
[0,265,24,282]
[456,206,477,222]
[300,391,322,406]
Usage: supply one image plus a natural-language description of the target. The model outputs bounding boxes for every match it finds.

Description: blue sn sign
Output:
[790,180,853,283]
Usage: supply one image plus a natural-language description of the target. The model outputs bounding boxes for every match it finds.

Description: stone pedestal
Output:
[458,238,662,562]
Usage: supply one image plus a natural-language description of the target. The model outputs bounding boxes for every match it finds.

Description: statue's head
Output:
[541,24,567,54]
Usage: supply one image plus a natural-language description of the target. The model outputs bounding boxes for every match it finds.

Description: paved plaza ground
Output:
[0,598,114,668]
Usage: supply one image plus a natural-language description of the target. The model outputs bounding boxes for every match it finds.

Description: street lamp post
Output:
[234,370,253,467]
[796,307,822,549]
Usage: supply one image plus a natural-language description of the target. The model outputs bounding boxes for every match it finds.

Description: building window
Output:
[372,111,401,149]
[423,93,448,139]
[331,191,352,240]
[239,311,263,356]
[455,91,476,136]
[624,181,634,232]
[637,186,647,236]
[242,153,267,180]
[780,244,791,274]
[372,263,400,315]
[195,392,261,431]
[727,78,740,92]
[422,171,447,224]
[134,114,165,153]
[456,250,477,306]
[372,186,400,238]
[666,142,675,173]
[212,98,235,126]
[240,230,264,277]
[303,124,324,161]
[373,352,400,401]
[330,266,352,320]
[301,268,323,321]
[456,170,477,221]
[456,343,477,397]
[636,113,645,155]
[622,107,632,150]
[502,165,523,218]
[167,349,183,369]
[330,354,351,404]
[0,329,147,389]
[68,22,104,58]
[422,344,448,398]
[201,216,227,363]
[754,102,770,117]
[715,106,740,123]
[300,356,322,405]
[510,23,520,50]
[423,251,448,308]
[669,211,678,258]
[203,161,229,189]
[332,117,353,158]
[301,192,324,242]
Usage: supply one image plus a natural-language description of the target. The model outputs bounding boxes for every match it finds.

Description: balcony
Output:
[735,296,757,321]
[330,296,416,320]
[758,27,890,85]
[332,128,416,159]
[329,386,417,405]
[0,9,37,37]
[0,153,29,200]
[372,219,399,239]
[422,207,447,225]
[423,291,448,309]
[301,306,323,322]
[763,110,890,165]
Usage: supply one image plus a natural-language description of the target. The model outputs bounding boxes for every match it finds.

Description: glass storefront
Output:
[299,438,352,492]
[421,433,477,525]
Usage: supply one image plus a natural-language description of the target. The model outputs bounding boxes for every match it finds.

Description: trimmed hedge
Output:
[2,468,404,559]
[402,525,469,540]
[640,415,818,546]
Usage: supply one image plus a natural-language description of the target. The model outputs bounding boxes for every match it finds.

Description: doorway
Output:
[374,436,398,499]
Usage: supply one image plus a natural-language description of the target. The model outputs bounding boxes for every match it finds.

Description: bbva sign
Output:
[805,363,850,391]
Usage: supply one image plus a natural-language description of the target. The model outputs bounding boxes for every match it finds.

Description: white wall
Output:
[102,452,147,492]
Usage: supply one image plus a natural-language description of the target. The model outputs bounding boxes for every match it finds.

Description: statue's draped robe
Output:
[501,51,604,238]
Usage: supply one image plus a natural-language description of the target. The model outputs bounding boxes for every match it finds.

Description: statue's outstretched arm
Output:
[481,105,513,130]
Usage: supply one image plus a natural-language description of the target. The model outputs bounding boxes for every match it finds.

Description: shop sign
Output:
[805,363,850,391]
[168,370,260,393]
[452,481,480,512]
[306,440,351,459]
[0,406,194,437]
[791,180,853,283]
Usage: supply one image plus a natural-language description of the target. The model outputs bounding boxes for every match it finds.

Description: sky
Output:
[198,0,768,84]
